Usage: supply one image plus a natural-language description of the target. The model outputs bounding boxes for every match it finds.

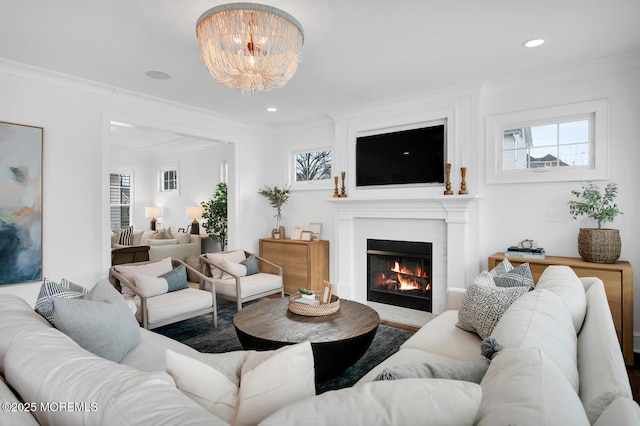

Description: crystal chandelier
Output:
[196,3,304,96]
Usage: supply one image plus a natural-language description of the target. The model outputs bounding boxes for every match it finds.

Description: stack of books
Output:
[505,246,546,259]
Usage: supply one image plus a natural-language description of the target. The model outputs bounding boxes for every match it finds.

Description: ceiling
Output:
[2,1,640,127]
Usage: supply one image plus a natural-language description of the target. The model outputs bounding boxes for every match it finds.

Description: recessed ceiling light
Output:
[145,70,172,80]
[522,38,545,48]
[266,107,278,112]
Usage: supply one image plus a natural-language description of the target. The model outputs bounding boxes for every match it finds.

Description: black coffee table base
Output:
[235,324,378,381]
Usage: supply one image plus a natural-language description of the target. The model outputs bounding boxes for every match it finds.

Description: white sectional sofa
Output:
[1,265,638,425]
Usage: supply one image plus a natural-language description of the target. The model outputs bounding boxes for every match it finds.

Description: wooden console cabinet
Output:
[259,239,330,295]
[488,252,634,366]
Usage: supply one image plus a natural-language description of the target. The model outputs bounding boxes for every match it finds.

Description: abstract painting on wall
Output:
[0,121,43,285]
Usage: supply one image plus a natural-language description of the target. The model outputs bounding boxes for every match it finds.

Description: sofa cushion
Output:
[148,238,178,246]
[0,295,52,375]
[4,326,225,426]
[0,369,40,426]
[401,310,483,361]
[240,254,260,276]
[260,378,482,426]
[373,357,489,384]
[456,274,529,339]
[592,397,640,426]
[477,347,589,426]
[135,288,213,326]
[166,342,315,426]
[578,279,633,423]
[490,288,579,391]
[34,277,88,324]
[53,280,141,362]
[214,273,282,299]
[535,265,587,333]
[206,250,247,278]
[113,257,174,297]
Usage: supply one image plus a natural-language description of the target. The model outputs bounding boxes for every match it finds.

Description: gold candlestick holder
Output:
[340,171,347,197]
[333,176,340,198]
[459,167,468,195]
[444,163,453,195]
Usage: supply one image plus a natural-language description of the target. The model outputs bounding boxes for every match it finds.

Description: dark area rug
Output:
[154,299,415,394]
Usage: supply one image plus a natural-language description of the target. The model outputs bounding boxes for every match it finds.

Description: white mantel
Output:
[329,195,479,315]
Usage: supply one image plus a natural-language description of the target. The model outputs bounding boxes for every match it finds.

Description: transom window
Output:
[158,165,179,194]
[486,99,608,184]
[502,118,591,171]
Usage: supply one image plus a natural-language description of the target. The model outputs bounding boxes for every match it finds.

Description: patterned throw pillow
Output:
[456,275,529,339]
[494,263,534,289]
[118,226,134,245]
[487,258,513,277]
[35,278,88,324]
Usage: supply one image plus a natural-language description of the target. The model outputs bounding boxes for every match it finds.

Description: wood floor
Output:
[628,353,640,404]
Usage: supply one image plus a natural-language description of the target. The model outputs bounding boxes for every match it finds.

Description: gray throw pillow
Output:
[161,264,188,292]
[53,280,141,362]
[240,254,260,276]
[373,358,490,384]
[494,263,534,289]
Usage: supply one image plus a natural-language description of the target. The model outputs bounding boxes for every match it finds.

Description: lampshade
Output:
[145,207,162,218]
[186,206,203,219]
[196,3,304,96]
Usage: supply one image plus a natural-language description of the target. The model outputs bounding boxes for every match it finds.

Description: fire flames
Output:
[375,260,431,292]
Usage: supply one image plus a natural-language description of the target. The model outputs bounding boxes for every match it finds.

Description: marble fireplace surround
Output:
[329,196,478,317]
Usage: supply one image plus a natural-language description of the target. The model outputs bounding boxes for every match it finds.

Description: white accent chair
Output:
[199,250,284,311]
[109,257,217,329]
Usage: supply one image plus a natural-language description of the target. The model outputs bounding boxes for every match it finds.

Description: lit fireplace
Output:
[367,239,432,312]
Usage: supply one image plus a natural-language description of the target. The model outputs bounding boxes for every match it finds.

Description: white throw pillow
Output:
[166,341,315,426]
[535,265,587,333]
[477,347,589,426]
[221,259,248,279]
[113,257,173,297]
[175,231,192,244]
[206,250,247,279]
[490,288,579,391]
[260,378,482,426]
[134,274,169,297]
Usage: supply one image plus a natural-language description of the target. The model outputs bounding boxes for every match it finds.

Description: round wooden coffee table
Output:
[233,297,380,380]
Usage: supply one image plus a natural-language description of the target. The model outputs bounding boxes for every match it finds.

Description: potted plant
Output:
[258,185,291,238]
[569,182,623,263]
[201,182,228,251]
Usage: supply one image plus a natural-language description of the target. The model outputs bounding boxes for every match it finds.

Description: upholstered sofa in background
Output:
[112,227,201,262]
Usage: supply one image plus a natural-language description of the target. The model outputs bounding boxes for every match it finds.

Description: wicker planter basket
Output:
[288,293,340,316]
[578,228,621,264]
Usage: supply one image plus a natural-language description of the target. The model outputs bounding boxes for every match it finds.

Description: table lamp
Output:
[186,206,203,234]
[145,206,162,231]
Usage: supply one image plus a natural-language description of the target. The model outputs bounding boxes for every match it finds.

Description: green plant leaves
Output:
[568,182,622,229]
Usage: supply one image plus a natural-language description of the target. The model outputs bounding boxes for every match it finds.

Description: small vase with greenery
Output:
[201,182,228,251]
[569,182,623,263]
[258,185,290,237]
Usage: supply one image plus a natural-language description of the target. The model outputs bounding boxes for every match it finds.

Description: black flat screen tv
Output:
[356,124,445,187]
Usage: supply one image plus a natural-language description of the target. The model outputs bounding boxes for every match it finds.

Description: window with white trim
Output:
[110,172,132,231]
[290,148,332,190]
[158,165,179,194]
[486,99,608,184]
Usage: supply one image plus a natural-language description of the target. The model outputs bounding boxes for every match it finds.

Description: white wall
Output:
[272,51,640,348]
[0,60,275,304]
